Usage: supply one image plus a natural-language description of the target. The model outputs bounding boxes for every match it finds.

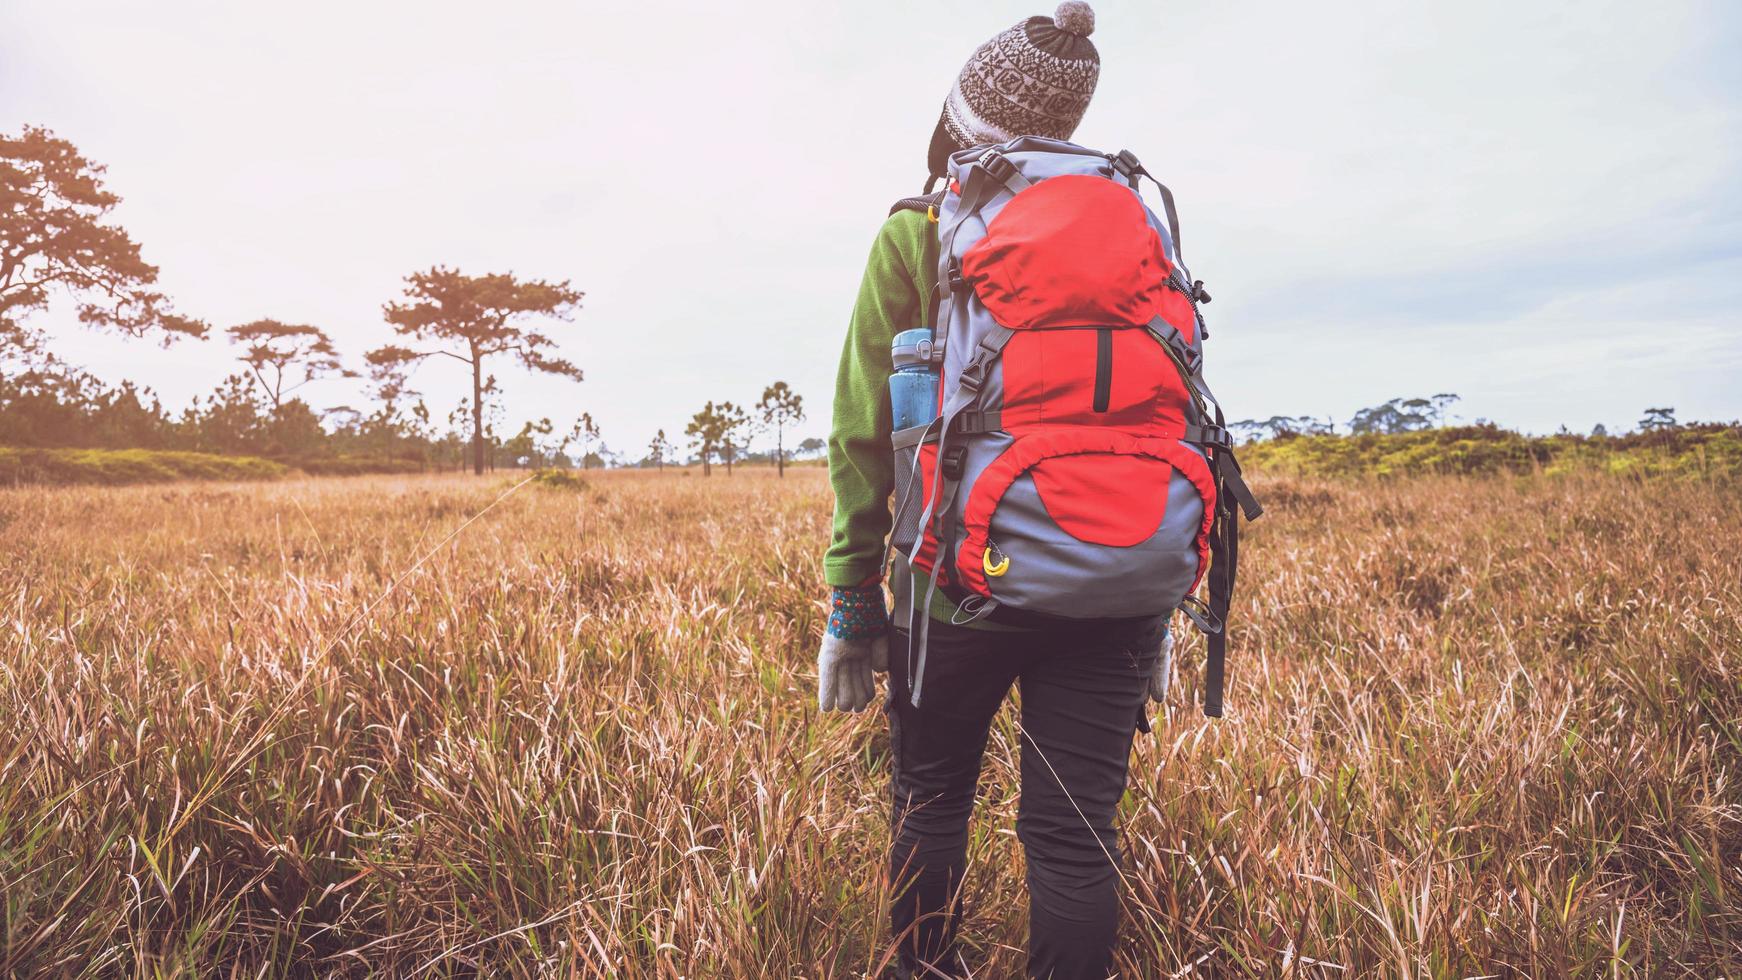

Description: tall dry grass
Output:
[0,468,1736,977]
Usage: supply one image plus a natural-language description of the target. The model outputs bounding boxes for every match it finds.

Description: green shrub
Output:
[0,448,288,486]
[1241,424,1740,479]
[530,468,587,492]
[284,455,425,477]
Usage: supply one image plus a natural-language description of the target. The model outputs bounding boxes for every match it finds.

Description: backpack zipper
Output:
[1093,328,1113,412]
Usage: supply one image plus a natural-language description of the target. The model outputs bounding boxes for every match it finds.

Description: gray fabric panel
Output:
[981,357,1005,417]
[958,431,1016,505]
[982,467,1205,620]
[890,440,924,558]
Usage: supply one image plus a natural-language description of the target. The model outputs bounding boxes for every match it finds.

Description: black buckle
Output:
[1178,595,1224,635]
[956,363,985,394]
[1150,321,1201,374]
[1196,424,1231,450]
[1112,148,1144,177]
[978,149,1018,185]
[940,445,968,480]
[1192,280,1212,305]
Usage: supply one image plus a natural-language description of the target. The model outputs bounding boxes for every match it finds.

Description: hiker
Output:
[817,2,1264,974]
[813,3,1271,975]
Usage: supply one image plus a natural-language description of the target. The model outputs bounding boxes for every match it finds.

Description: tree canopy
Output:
[1,125,205,366]
[369,267,583,474]
[757,381,805,477]
[685,401,750,476]
[226,319,349,415]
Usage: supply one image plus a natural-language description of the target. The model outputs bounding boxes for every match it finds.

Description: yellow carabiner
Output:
[927,205,939,224]
[983,545,1010,578]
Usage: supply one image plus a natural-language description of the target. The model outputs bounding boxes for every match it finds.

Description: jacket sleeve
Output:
[824,213,927,587]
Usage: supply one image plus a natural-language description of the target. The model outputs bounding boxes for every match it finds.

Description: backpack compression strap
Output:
[1111,149,1185,266]
[1202,446,1253,716]
[1194,395,1262,717]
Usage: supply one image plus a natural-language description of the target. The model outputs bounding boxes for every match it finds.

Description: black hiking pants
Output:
[886,612,1165,980]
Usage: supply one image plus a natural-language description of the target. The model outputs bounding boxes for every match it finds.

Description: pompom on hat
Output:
[926,2,1102,182]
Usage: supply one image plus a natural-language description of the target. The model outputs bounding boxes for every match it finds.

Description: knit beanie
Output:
[927,1,1101,181]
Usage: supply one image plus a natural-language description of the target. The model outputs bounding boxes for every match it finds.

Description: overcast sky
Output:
[3,0,1738,453]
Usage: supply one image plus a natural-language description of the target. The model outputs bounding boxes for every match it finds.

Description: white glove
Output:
[1149,627,1175,703]
[817,632,889,712]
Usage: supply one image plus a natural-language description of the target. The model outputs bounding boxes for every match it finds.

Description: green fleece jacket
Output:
[824,207,1018,630]
[825,208,934,588]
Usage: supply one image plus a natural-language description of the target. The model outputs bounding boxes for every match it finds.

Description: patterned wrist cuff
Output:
[827,585,887,640]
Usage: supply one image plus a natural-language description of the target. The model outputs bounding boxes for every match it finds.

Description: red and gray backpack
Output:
[890,136,1263,716]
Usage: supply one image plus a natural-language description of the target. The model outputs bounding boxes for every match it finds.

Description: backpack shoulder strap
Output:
[1111,149,1184,266]
[889,190,946,218]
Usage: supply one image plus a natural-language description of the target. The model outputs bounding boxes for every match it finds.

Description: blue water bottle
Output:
[890,328,942,430]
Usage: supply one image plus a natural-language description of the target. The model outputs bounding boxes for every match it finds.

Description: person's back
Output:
[817,5,1222,977]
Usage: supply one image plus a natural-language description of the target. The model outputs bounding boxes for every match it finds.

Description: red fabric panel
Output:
[955,430,1217,596]
[998,329,1192,436]
[961,175,1172,331]
[1030,454,1172,546]
[1105,330,1191,432]
[998,330,1097,430]
[906,443,942,576]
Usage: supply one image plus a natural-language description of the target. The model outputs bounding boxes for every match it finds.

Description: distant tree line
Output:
[1234,395,1702,443]
[1238,417,1739,479]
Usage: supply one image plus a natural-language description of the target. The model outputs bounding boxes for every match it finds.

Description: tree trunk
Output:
[776,425,784,478]
[470,357,484,476]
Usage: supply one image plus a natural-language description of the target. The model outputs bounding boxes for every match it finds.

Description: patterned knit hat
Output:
[927,1,1101,181]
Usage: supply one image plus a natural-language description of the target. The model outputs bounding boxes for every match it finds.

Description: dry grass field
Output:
[1,468,1737,977]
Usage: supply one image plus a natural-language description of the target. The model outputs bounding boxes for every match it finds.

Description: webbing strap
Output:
[906,325,1015,707]
[923,326,1013,532]
[955,410,1001,434]
[1216,440,1263,521]
[936,166,1000,307]
[991,166,1031,198]
[1153,178,1183,266]
[891,424,933,452]
[935,149,1037,310]
[1199,395,1262,718]
[1203,492,1237,717]
[1189,366,1227,428]
[978,147,1032,197]
[891,409,1002,451]
[1145,316,1197,370]
[883,414,946,590]
[1111,149,1184,267]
